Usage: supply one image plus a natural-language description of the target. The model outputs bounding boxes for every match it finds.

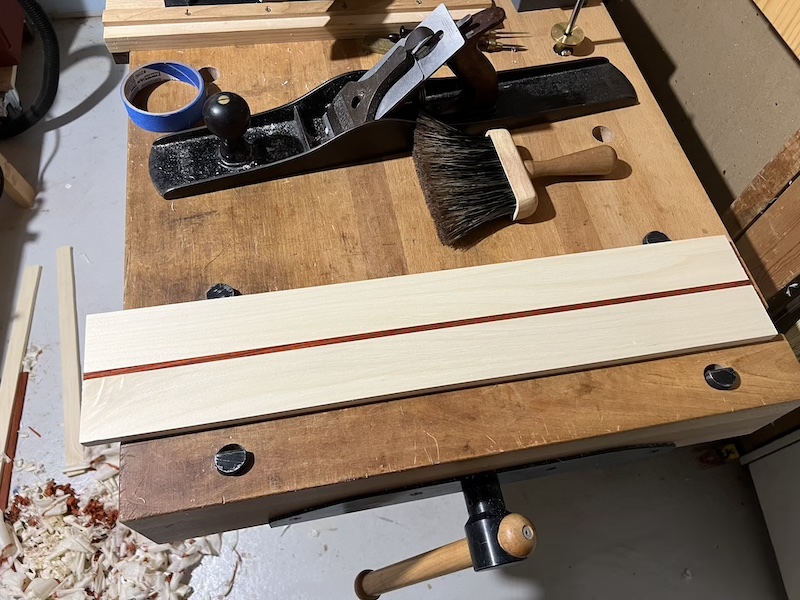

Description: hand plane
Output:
[322,4,469,135]
[149,5,638,200]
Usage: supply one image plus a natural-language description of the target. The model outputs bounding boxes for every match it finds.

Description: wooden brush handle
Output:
[528,145,618,179]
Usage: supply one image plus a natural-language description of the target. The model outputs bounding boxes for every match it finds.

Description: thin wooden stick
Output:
[0,266,42,489]
[0,373,29,510]
[58,247,84,469]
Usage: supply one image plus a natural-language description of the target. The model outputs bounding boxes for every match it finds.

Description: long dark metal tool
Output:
[149,6,638,200]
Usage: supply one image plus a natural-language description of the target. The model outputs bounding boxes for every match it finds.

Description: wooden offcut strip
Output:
[102,0,488,53]
[80,238,776,446]
[0,373,29,511]
[0,266,42,493]
[57,247,84,469]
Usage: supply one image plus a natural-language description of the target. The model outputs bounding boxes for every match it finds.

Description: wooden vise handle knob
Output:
[497,513,537,558]
[527,145,618,179]
[354,513,536,599]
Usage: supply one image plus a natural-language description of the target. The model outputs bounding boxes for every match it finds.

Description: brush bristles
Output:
[412,114,516,247]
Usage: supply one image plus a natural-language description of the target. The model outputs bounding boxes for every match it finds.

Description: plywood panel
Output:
[123,3,729,314]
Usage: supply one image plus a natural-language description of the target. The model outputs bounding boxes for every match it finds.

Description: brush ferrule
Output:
[486,129,538,222]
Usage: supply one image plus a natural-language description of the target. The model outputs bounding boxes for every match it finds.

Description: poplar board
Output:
[80,237,776,445]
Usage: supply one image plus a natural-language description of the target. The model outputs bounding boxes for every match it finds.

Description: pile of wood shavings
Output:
[0,446,226,599]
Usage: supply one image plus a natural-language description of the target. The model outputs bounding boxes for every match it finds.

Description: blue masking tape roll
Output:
[121,62,206,133]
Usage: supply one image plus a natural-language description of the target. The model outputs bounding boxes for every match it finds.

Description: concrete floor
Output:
[0,5,797,599]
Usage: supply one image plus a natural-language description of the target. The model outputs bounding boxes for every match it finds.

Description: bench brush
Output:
[412,114,618,247]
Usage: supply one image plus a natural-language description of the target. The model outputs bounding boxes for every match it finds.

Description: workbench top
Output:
[118,0,800,542]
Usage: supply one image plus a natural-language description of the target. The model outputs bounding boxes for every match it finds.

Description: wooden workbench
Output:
[118,0,800,542]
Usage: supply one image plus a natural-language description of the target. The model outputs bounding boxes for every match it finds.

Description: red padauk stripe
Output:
[84,280,751,380]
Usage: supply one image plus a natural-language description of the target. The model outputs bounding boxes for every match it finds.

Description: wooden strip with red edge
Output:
[1,372,30,511]
[84,280,751,381]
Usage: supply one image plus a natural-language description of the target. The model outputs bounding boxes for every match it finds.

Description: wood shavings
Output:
[0,520,17,560]
[22,346,43,371]
[63,444,120,478]
[13,459,45,475]
[1,451,229,599]
[24,577,58,598]
[220,539,241,599]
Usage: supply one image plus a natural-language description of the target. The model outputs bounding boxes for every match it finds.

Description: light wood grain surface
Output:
[487,129,539,219]
[755,0,800,60]
[118,1,800,540]
[82,238,775,445]
[89,237,750,371]
[57,248,84,468]
[103,0,488,53]
[0,267,41,490]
